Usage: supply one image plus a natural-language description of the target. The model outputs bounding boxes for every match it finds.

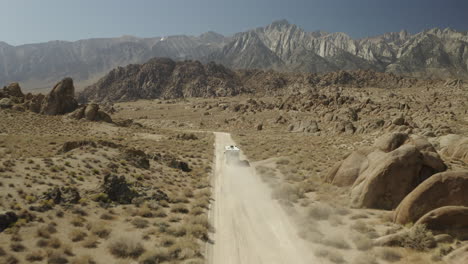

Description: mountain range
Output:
[1,20,467,91]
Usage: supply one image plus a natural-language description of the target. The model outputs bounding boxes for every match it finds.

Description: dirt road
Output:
[209,132,318,264]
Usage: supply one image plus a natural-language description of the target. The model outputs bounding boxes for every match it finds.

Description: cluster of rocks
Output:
[0,78,112,123]
[326,132,468,238]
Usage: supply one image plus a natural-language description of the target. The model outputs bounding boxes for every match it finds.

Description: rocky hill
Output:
[1,21,467,90]
[78,58,246,102]
[79,57,445,103]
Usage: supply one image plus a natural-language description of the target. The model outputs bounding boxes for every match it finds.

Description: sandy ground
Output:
[208,132,319,264]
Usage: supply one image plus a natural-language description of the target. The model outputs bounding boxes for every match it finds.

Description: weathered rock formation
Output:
[326,133,447,209]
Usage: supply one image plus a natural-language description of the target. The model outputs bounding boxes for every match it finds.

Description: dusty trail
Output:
[209,132,318,264]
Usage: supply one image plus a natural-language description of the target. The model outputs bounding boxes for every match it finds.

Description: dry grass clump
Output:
[307,203,334,220]
[71,255,96,264]
[322,235,350,249]
[400,224,435,251]
[271,183,305,202]
[376,247,402,262]
[36,224,57,239]
[70,229,87,242]
[131,217,149,229]
[314,248,346,263]
[352,253,378,264]
[26,250,45,262]
[139,248,170,264]
[108,237,145,259]
[171,203,189,214]
[351,232,373,251]
[9,242,26,252]
[87,221,111,239]
[81,235,99,248]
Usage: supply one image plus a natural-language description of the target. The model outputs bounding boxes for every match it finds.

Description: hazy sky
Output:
[1,0,467,45]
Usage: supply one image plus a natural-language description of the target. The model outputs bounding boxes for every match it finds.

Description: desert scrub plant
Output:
[108,237,145,259]
[10,242,26,252]
[69,229,88,242]
[352,253,378,264]
[87,221,111,239]
[314,248,345,263]
[71,255,95,264]
[171,203,189,214]
[168,236,200,260]
[81,235,99,248]
[307,202,334,220]
[36,223,57,239]
[351,232,373,251]
[26,250,45,262]
[139,248,170,264]
[376,247,402,262]
[322,235,350,249]
[131,217,149,229]
[400,224,435,251]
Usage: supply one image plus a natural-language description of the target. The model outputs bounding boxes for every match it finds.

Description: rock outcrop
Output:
[326,133,447,209]
[394,170,468,225]
[0,211,18,231]
[101,175,138,204]
[439,134,468,163]
[68,104,113,123]
[40,78,78,115]
[415,206,468,239]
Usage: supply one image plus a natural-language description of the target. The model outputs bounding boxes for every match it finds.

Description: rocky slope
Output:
[1,21,468,90]
[78,58,246,102]
[79,58,443,103]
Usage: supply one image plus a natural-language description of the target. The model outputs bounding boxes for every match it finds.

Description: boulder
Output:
[289,119,319,133]
[101,175,138,204]
[415,206,468,239]
[394,171,468,225]
[0,98,13,109]
[23,93,45,113]
[42,187,81,204]
[444,244,468,264]
[325,147,373,186]
[84,104,99,121]
[373,132,408,152]
[439,134,468,163]
[40,78,78,115]
[351,145,424,209]
[0,211,18,231]
[58,140,97,153]
[96,111,112,123]
[3,83,24,98]
[326,133,446,209]
[120,148,150,169]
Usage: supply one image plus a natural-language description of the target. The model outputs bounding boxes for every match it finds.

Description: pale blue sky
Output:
[1,0,467,45]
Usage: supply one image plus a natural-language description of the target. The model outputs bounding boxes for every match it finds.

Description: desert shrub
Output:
[10,242,25,252]
[400,224,435,251]
[139,248,170,264]
[167,225,187,237]
[48,237,62,249]
[351,232,373,251]
[314,248,345,263]
[108,237,145,258]
[350,213,369,220]
[322,235,350,249]
[186,224,209,241]
[271,183,305,202]
[100,212,115,220]
[81,235,99,248]
[46,251,68,264]
[70,229,87,242]
[160,236,176,247]
[131,217,149,229]
[376,247,402,262]
[71,255,95,264]
[70,216,86,227]
[36,239,49,248]
[352,253,378,264]
[168,237,199,260]
[87,221,111,238]
[171,204,189,214]
[36,224,57,238]
[308,203,334,220]
[0,246,5,256]
[26,250,45,262]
